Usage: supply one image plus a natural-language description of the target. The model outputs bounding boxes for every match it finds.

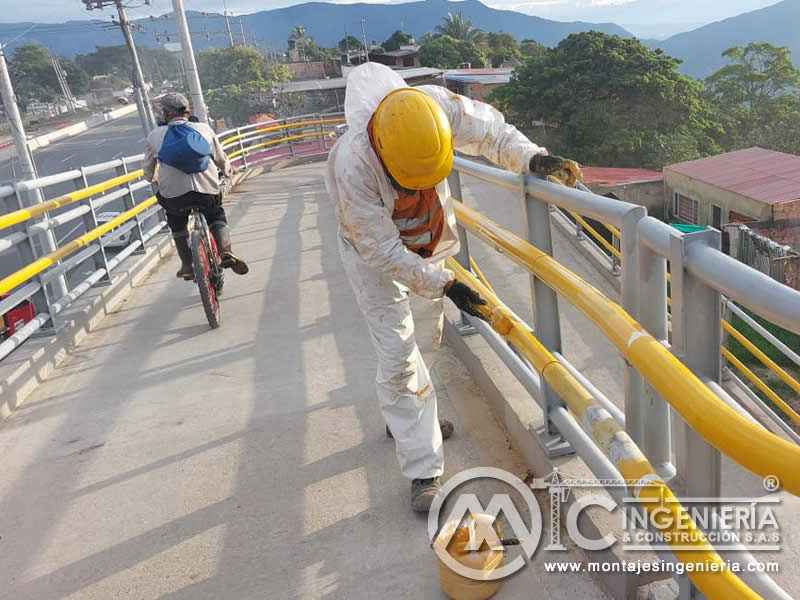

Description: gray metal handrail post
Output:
[521,174,571,457]
[236,128,249,171]
[13,186,62,331]
[447,169,475,335]
[76,167,112,284]
[670,229,722,497]
[621,206,646,448]
[117,159,146,253]
[637,217,676,481]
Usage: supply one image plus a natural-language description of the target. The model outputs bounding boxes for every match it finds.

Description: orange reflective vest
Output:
[367,116,445,258]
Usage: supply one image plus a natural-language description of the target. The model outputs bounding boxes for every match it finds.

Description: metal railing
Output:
[0,154,164,361]
[218,113,344,171]
[447,157,800,599]
[0,112,344,363]
[560,193,800,443]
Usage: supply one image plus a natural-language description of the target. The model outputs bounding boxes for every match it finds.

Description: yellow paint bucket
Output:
[434,514,505,600]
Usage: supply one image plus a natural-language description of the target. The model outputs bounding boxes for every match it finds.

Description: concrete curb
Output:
[0,233,172,421]
[443,303,668,600]
[26,104,138,152]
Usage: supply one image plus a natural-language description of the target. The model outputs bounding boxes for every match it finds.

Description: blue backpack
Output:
[158,123,211,174]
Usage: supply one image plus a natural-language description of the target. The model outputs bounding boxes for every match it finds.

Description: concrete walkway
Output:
[0,164,606,600]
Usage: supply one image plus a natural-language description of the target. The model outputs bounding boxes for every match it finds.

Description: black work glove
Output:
[445,280,489,321]
[530,154,583,188]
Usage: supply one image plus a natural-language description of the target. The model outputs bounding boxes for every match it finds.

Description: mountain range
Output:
[0,0,797,79]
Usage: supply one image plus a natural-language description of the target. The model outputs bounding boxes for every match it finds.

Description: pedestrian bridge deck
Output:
[0,164,605,599]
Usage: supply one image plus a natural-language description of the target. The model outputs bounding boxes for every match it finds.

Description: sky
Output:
[0,0,785,36]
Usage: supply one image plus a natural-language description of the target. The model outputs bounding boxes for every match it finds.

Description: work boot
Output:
[211,225,249,275]
[411,477,442,513]
[173,233,194,281]
[386,419,454,440]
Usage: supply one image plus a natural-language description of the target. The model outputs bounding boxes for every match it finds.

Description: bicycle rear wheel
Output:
[191,229,221,329]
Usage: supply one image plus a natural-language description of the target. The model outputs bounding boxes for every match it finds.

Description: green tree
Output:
[419,35,486,69]
[520,39,547,61]
[706,43,800,112]
[490,31,722,169]
[383,30,413,52]
[9,43,60,104]
[338,35,364,52]
[705,43,800,155]
[435,10,482,42]
[197,46,289,89]
[76,45,183,88]
[482,32,520,67]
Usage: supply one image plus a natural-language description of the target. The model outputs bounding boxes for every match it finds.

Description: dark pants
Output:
[157,191,227,235]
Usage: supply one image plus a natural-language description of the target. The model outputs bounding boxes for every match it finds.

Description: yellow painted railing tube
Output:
[220,118,345,146]
[722,321,800,425]
[569,210,621,259]
[722,347,800,426]
[227,131,330,159]
[0,169,144,232]
[0,196,157,296]
[469,256,496,296]
[446,258,760,600]
[452,199,800,496]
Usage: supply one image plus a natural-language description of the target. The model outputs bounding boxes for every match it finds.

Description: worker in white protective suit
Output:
[325,63,582,512]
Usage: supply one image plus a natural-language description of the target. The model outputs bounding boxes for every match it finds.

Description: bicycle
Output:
[189,207,223,329]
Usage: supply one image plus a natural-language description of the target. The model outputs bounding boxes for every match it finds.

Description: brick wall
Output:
[286,61,340,81]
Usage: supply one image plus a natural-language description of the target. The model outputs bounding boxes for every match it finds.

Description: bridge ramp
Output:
[0,164,606,600]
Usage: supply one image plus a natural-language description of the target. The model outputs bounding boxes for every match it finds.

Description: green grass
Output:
[728,306,800,369]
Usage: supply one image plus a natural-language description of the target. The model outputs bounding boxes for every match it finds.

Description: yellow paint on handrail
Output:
[569,210,621,259]
[469,256,496,296]
[447,257,760,600]
[227,131,332,159]
[452,198,800,496]
[722,347,797,425]
[0,169,144,232]
[0,196,157,296]
[221,118,345,147]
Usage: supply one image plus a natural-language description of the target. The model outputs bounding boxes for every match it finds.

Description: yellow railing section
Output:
[453,198,800,495]
[220,117,345,147]
[447,257,759,599]
[0,170,144,231]
[0,196,157,296]
[226,131,335,159]
[571,211,800,425]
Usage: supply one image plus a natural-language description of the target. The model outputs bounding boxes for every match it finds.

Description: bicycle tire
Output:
[191,229,221,329]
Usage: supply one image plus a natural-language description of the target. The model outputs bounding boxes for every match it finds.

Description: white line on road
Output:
[137,138,146,144]
[112,151,124,159]
[60,154,75,163]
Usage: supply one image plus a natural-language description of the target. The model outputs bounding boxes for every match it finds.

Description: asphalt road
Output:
[0,112,157,286]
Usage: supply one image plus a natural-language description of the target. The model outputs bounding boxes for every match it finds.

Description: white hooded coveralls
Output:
[325,63,545,480]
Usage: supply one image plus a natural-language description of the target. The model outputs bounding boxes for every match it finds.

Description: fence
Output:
[560,190,800,445]
[0,112,344,364]
[446,157,800,599]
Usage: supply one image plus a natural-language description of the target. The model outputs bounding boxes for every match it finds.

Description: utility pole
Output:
[82,1,155,134]
[360,19,369,62]
[0,45,68,298]
[51,57,76,112]
[172,0,208,122]
[115,2,155,133]
[239,19,246,47]
[222,0,235,48]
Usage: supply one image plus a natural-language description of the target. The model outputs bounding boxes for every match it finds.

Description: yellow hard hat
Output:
[371,88,453,190]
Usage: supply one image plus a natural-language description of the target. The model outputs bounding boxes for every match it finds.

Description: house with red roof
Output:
[664,147,800,238]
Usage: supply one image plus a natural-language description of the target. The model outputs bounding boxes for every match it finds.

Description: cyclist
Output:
[144,93,249,280]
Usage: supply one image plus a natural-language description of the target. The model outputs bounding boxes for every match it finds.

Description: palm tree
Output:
[290,25,308,61]
[435,11,481,42]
